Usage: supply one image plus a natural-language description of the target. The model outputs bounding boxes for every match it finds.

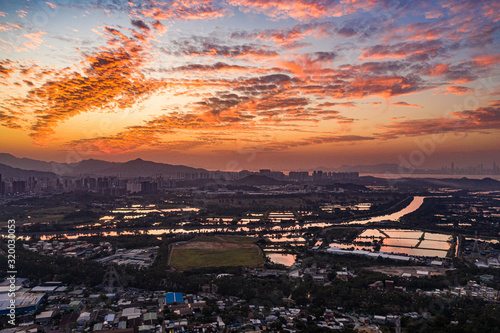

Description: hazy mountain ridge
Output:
[0,153,63,173]
[0,163,59,179]
[358,175,500,191]
[94,158,208,177]
[0,154,207,178]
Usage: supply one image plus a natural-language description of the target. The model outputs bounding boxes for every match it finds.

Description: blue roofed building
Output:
[0,292,46,315]
[165,292,183,305]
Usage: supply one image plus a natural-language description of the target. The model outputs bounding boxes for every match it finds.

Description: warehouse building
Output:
[0,292,45,315]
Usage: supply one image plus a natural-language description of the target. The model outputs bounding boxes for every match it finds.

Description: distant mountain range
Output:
[0,163,58,179]
[0,153,207,178]
[0,153,60,173]
[359,175,500,191]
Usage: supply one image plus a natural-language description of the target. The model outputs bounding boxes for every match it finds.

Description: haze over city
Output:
[1,0,500,170]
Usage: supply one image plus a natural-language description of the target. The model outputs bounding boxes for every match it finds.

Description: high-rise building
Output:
[259,169,271,176]
[0,174,4,196]
[141,181,158,194]
[97,177,109,190]
[312,170,323,180]
[289,171,309,181]
[126,182,142,193]
[12,180,27,194]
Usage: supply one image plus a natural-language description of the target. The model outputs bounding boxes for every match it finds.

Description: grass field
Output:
[169,236,264,271]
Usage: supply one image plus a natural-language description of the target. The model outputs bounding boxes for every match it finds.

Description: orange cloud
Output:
[445,86,473,95]
[482,2,500,22]
[151,20,167,34]
[429,63,450,76]
[473,54,500,68]
[0,60,15,79]
[391,101,423,108]
[228,0,344,20]
[134,0,229,21]
[317,102,356,108]
[0,110,22,129]
[171,62,274,75]
[260,134,374,152]
[360,39,450,61]
[66,110,365,154]
[61,68,363,154]
[378,101,500,139]
[166,37,280,59]
[277,52,336,77]
[0,22,22,32]
[16,10,27,18]
[227,0,390,21]
[232,22,336,48]
[10,31,48,52]
[4,26,167,141]
[344,75,426,99]
[64,111,243,154]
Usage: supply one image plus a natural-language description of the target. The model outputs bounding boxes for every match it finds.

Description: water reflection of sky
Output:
[266,253,297,266]
[332,228,452,258]
[381,230,423,238]
[382,238,420,247]
[379,246,448,258]
[419,240,450,250]
[347,196,426,224]
[424,232,453,242]
[19,197,454,260]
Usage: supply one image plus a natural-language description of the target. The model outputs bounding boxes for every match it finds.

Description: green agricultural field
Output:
[169,236,264,271]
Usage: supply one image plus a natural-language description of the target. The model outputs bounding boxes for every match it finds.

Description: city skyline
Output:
[1,0,500,170]
[1,152,499,177]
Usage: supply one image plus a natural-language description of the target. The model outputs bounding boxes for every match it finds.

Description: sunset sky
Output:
[0,0,499,171]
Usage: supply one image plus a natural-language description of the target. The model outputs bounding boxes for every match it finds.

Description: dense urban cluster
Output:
[1,241,500,333]
[0,168,359,198]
